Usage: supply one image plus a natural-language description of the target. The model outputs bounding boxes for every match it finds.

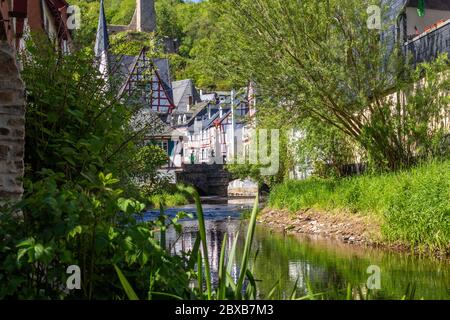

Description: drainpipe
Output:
[230,89,235,161]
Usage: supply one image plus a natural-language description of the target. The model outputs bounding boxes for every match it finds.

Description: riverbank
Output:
[263,160,450,258]
[259,208,450,259]
[259,208,381,245]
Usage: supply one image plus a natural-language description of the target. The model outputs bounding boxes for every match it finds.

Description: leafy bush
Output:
[0,171,194,299]
[148,184,195,209]
[0,37,194,299]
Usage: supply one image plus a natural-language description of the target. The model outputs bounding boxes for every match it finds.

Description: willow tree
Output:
[209,0,449,170]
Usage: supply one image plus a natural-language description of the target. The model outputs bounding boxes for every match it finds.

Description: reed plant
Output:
[115,187,260,300]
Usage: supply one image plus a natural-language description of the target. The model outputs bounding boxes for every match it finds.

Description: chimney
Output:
[130,0,156,32]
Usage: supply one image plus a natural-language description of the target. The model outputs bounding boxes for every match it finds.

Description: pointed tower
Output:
[94,0,110,79]
[129,0,156,32]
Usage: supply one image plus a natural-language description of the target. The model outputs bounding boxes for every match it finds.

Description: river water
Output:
[145,203,450,300]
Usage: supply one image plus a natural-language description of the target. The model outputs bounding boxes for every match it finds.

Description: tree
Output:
[208,0,450,170]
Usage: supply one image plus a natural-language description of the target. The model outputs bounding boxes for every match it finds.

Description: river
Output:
[145,203,450,300]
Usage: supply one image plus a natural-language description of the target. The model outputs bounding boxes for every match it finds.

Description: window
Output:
[155,141,168,153]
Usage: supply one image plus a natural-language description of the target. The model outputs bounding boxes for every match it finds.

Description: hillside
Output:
[71,0,234,90]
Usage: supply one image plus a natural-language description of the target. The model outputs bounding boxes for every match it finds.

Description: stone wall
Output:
[176,164,231,197]
[0,41,25,201]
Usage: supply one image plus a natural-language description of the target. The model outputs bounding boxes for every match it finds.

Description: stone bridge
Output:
[176,164,232,197]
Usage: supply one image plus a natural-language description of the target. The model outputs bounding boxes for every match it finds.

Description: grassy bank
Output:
[268,161,450,251]
[148,184,194,208]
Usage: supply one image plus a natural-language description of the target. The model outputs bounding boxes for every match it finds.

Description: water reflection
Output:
[145,204,450,300]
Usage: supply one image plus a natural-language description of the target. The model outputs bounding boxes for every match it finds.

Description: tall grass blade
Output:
[149,292,183,300]
[187,233,201,270]
[114,264,139,300]
[226,231,239,286]
[306,280,316,300]
[159,201,166,250]
[191,189,212,299]
[266,280,280,300]
[236,193,259,299]
[296,292,327,300]
[290,276,299,300]
[245,269,257,300]
[346,283,352,300]
[218,233,228,300]
[226,272,237,292]
[226,231,239,273]
[356,285,365,301]
[197,250,203,296]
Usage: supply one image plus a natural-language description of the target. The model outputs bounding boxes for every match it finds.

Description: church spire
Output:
[94,0,109,78]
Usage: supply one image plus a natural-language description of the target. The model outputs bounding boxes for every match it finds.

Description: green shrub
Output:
[0,38,195,299]
[148,184,194,208]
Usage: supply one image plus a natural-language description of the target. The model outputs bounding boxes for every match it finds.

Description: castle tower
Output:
[129,0,157,33]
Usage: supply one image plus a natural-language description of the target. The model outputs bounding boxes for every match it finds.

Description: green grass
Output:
[148,184,194,208]
[268,160,450,251]
[149,192,190,208]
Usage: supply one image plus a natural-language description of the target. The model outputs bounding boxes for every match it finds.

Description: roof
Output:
[94,0,109,58]
[172,79,201,112]
[131,108,170,137]
[153,58,173,100]
[110,54,137,80]
[185,101,210,126]
[110,54,173,100]
[206,110,232,129]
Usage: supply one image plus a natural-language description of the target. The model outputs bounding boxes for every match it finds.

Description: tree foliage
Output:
[208,0,450,171]
[71,0,234,89]
[0,36,191,299]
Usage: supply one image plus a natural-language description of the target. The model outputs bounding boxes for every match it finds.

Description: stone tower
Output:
[129,0,157,33]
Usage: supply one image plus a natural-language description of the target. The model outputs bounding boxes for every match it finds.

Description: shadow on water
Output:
[145,204,450,300]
